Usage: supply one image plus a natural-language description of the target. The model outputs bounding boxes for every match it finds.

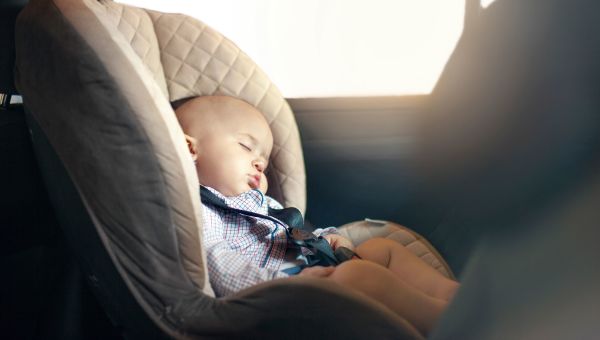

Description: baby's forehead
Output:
[178,96,263,121]
[177,96,272,139]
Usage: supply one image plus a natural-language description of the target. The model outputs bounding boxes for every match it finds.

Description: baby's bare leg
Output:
[327,260,447,336]
[355,238,459,301]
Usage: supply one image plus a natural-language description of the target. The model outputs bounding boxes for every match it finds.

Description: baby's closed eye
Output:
[238,142,252,151]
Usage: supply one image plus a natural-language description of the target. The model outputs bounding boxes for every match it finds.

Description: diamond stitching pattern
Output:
[103,1,168,97]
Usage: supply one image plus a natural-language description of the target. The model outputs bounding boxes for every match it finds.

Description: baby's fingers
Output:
[299,266,335,277]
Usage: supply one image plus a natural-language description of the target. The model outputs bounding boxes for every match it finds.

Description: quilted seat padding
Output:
[102,0,168,98]
[338,220,454,279]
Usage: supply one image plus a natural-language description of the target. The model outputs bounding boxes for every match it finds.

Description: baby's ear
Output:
[184,134,198,161]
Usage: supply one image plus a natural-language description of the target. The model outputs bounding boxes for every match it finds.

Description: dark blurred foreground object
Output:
[416,0,600,338]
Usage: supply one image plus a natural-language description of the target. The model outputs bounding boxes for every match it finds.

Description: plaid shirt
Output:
[201,186,337,297]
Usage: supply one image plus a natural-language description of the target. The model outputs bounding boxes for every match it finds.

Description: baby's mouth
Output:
[248,175,261,189]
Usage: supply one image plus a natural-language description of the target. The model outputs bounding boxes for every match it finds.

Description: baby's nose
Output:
[253,160,265,172]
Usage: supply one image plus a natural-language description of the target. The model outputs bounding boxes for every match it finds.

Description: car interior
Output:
[2,0,600,339]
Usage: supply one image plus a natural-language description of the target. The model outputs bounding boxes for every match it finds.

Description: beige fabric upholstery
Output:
[101,0,169,98]
[40,0,213,295]
[338,220,454,279]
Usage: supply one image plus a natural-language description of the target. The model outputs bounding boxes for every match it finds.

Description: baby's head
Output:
[176,96,273,197]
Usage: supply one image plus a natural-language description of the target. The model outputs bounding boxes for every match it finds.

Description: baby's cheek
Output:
[260,173,268,193]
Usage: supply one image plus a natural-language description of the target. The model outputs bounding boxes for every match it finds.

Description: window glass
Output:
[481,0,497,8]
[118,0,464,97]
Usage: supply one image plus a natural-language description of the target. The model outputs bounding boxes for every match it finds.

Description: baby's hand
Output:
[299,266,335,277]
[323,234,355,251]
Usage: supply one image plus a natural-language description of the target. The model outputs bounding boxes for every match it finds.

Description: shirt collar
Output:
[202,186,267,214]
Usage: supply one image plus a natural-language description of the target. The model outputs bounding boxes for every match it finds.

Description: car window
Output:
[119,0,469,97]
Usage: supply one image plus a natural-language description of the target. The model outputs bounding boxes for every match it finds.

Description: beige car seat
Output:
[15,0,450,338]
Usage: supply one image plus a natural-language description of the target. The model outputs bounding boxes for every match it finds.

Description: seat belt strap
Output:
[200,186,302,230]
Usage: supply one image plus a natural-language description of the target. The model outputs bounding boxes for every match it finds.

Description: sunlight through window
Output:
[118,0,464,97]
[481,0,497,9]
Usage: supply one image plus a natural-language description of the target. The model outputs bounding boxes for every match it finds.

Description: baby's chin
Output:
[212,185,263,197]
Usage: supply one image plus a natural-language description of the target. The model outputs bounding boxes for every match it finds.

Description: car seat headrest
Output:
[100,1,307,211]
